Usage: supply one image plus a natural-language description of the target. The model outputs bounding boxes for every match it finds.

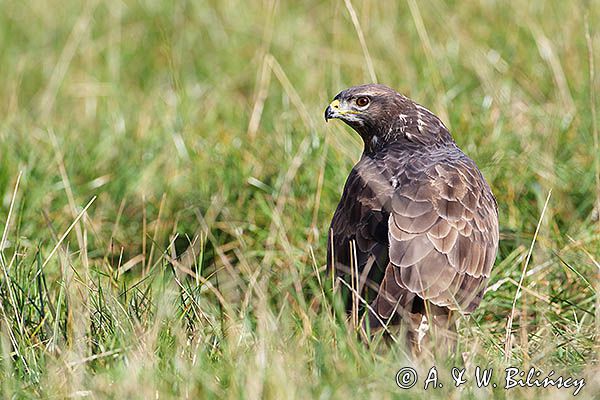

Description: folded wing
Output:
[373,158,499,321]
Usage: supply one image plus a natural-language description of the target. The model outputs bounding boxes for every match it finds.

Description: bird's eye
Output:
[356,97,370,107]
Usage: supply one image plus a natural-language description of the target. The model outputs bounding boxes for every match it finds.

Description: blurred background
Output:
[0,0,599,398]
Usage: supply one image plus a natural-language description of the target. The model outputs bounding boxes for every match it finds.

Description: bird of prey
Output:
[324,84,498,354]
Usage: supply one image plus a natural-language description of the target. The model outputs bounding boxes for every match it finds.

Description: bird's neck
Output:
[361,111,454,154]
[363,134,385,154]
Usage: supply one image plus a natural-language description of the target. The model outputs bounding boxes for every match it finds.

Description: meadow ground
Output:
[0,0,599,398]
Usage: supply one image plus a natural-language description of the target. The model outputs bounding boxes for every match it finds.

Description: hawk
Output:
[324,84,499,353]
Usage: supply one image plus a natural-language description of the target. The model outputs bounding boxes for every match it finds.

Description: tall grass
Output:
[0,0,599,398]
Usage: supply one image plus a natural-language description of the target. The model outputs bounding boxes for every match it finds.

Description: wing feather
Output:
[373,157,499,316]
[389,234,435,266]
[328,144,498,329]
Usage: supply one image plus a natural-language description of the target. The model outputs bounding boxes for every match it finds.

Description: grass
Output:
[0,0,599,398]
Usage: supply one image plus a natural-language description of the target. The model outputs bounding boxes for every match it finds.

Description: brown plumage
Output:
[325,84,499,354]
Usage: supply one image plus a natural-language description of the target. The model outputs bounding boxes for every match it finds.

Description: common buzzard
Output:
[325,84,499,353]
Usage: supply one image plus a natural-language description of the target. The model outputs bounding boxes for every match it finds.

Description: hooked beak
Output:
[324,99,341,122]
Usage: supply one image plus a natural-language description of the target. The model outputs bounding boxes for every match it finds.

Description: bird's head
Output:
[325,83,453,152]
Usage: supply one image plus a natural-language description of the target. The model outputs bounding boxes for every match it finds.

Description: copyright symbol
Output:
[395,367,418,389]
